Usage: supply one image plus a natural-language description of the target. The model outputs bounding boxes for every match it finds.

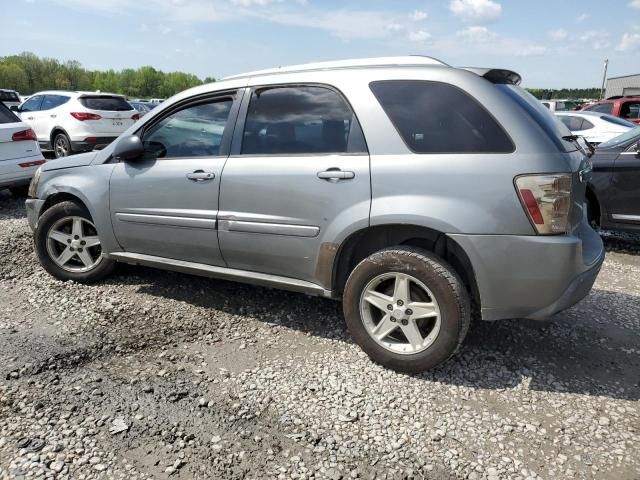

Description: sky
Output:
[2,0,640,88]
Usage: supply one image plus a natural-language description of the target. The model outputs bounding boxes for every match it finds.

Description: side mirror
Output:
[113,135,144,161]
[10,106,19,112]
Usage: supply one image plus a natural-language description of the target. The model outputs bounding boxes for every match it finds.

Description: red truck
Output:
[582,96,640,125]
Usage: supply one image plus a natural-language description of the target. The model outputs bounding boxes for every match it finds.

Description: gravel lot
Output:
[0,190,639,480]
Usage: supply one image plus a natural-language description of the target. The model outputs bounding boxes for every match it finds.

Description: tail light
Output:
[12,129,37,141]
[132,113,141,121]
[18,159,46,168]
[515,174,572,235]
[70,112,102,121]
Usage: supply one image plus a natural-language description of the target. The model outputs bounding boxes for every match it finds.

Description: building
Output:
[605,74,640,98]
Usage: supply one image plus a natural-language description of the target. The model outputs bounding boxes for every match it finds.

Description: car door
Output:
[109,91,241,266]
[608,142,640,225]
[218,84,371,285]
[18,95,46,142]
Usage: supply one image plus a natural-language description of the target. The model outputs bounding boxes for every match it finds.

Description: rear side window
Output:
[620,101,640,120]
[41,95,70,111]
[370,80,514,154]
[0,103,20,123]
[559,116,593,131]
[585,103,613,114]
[241,86,367,155]
[80,96,133,111]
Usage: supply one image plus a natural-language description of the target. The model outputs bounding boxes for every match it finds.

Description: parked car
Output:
[15,91,140,158]
[148,98,165,105]
[541,100,568,112]
[582,96,640,125]
[128,100,154,116]
[0,89,22,110]
[556,111,635,144]
[25,56,603,372]
[584,127,640,232]
[0,102,46,196]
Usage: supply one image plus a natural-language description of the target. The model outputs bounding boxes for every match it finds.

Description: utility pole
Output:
[600,59,608,100]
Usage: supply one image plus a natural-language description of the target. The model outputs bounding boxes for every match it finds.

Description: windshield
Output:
[598,127,640,149]
[496,84,577,152]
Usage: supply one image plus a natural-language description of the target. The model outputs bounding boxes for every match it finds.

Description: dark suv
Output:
[583,96,640,125]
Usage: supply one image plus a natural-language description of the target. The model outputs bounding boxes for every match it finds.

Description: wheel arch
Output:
[331,224,480,310]
[585,183,602,226]
[50,127,71,149]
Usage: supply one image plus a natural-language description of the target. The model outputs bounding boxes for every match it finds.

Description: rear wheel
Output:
[53,132,71,158]
[586,195,600,230]
[343,247,470,373]
[34,201,115,283]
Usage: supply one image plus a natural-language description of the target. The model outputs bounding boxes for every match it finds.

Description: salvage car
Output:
[0,102,46,196]
[25,56,604,372]
[585,127,640,232]
[556,111,635,145]
[15,91,140,158]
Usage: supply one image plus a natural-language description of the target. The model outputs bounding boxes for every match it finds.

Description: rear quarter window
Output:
[80,96,133,111]
[369,80,514,154]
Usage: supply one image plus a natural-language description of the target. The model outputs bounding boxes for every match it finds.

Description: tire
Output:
[9,185,29,197]
[53,132,72,158]
[343,246,470,373]
[34,201,115,283]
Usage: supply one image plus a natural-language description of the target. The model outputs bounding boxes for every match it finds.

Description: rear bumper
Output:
[70,136,118,152]
[449,218,605,321]
[26,198,45,231]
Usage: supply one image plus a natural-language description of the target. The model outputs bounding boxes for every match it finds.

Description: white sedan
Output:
[555,111,635,145]
[0,102,46,196]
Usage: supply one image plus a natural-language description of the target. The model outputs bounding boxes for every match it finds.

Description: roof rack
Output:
[223,56,449,80]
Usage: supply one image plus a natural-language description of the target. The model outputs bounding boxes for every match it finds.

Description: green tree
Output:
[0,63,29,92]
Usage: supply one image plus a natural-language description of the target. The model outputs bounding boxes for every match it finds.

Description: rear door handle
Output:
[317,169,355,180]
[27,116,34,120]
[50,114,56,118]
[186,170,215,182]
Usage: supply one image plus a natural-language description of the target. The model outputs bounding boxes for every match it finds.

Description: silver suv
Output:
[25,57,605,372]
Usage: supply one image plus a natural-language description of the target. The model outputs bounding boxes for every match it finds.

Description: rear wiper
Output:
[562,134,580,141]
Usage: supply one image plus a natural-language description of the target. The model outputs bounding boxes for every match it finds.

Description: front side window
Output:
[241,86,366,155]
[370,80,514,154]
[20,95,43,112]
[141,97,233,159]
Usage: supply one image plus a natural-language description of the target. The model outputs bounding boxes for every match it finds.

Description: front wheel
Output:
[34,201,115,283]
[343,247,470,373]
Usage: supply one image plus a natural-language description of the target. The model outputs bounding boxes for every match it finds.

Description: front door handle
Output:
[317,169,355,181]
[27,116,34,120]
[50,114,56,118]
[186,170,215,182]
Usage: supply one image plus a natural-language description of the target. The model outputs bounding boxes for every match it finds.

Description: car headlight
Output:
[28,167,42,198]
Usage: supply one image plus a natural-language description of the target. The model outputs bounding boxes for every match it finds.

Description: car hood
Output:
[42,152,98,171]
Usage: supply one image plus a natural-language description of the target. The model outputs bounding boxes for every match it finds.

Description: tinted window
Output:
[581,119,594,130]
[370,80,513,154]
[560,116,593,131]
[586,103,614,114]
[0,91,19,102]
[496,84,576,153]
[620,101,640,120]
[41,95,70,111]
[242,86,366,155]
[20,95,43,112]
[142,98,233,159]
[80,96,133,111]
[0,102,20,123]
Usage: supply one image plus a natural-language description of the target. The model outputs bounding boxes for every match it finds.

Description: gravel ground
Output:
[0,190,638,480]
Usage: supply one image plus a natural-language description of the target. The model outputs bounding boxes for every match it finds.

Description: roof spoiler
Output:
[461,68,522,86]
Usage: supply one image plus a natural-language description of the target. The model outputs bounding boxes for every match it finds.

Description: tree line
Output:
[525,88,601,100]
[2,52,602,101]
[0,52,214,98]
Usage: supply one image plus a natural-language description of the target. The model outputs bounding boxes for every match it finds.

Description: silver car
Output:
[25,56,605,372]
